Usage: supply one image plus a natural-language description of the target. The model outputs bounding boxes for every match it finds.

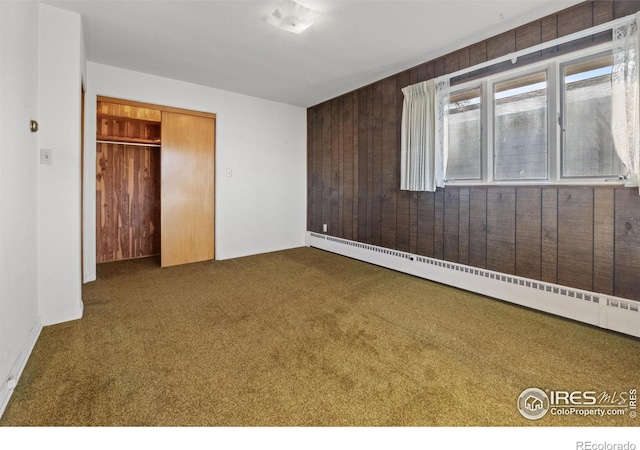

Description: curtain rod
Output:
[436,12,637,83]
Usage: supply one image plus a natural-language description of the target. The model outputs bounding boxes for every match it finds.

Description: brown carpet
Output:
[1,247,638,426]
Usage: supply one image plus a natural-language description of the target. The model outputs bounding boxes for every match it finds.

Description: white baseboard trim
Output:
[40,303,84,326]
[0,303,84,419]
[0,319,42,419]
[306,232,640,339]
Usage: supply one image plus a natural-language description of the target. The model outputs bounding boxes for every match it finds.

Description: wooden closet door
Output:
[161,112,215,267]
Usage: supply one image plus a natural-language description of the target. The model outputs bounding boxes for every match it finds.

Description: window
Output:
[561,53,623,178]
[445,44,624,184]
[447,88,481,180]
[494,71,548,180]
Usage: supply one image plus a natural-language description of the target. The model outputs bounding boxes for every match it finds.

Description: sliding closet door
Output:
[161,112,215,267]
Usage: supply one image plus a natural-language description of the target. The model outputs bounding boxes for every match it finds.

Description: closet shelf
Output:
[97,112,161,125]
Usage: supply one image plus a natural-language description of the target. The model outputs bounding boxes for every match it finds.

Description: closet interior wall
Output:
[96,100,161,263]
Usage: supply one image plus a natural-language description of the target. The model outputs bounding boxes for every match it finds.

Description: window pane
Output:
[562,54,623,178]
[494,72,548,180]
[447,88,481,180]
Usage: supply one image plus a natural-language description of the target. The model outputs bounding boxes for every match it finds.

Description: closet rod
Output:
[96,140,161,148]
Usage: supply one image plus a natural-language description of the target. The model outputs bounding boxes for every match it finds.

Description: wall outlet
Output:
[323,224,327,232]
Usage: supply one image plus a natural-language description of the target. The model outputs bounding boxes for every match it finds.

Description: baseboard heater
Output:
[306,232,640,339]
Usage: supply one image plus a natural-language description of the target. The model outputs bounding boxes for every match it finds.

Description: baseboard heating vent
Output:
[306,231,639,339]
[326,236,413,260]
[414,255,603,304]
[608,298,639,312]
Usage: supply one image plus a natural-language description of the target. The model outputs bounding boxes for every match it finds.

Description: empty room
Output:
[1,0,639,442]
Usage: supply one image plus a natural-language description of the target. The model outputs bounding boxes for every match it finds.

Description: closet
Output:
[96,97,216,267]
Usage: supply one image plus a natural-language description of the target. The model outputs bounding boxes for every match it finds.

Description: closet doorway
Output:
[96,97,216,267]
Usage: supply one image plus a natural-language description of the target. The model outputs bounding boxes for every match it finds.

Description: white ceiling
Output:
[47,0,585,107]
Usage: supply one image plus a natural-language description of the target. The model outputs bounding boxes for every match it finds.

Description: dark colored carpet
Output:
[1,247,638,426]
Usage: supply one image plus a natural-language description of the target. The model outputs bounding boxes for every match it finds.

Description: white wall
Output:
[37,4,84,324]
[0,1,42,416]
[84,64,307,281]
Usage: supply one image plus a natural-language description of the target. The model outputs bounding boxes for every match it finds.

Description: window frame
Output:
[559,50,620,180]
[444,42,623,186]
[492,67,551,182]
[445,85,483,181]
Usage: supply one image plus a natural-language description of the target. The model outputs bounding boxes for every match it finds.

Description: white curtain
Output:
[435,78,450,186]
[612,12,640,193]
[400,78,449,191]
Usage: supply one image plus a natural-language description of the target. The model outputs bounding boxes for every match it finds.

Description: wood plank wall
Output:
[96,143,161,262]
[96,100,162,263]
[307,0,640,301]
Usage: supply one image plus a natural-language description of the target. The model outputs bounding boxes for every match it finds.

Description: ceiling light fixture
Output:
[265,0,323,34]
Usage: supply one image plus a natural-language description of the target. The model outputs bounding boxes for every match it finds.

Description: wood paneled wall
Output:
[96,100,163,263]
[96,143,161,262]
[307,0,640,301]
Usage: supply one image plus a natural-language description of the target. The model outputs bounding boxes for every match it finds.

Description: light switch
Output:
[226,168,232,177]
[40,148,52,165]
